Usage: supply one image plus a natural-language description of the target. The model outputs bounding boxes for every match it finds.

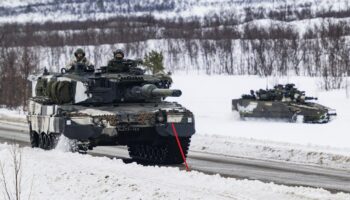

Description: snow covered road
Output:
[0,143,349,200]
[1,121,350,194]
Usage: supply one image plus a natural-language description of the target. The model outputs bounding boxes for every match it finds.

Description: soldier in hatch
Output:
[272,84,285,101]
[241,90,256,100]
[282,84,302,102]
[66,48,94,72]
[107,49,140,73]
[256,89,270,100]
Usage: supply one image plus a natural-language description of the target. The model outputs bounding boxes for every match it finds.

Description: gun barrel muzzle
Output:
[151,89,182,97]
[133,84,182,98]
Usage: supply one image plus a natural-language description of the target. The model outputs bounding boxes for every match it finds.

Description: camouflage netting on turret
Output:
[47,81,73,104]
[35,79,73,104]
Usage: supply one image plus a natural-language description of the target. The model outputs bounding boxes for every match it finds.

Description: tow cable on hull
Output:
[171,123,190,171]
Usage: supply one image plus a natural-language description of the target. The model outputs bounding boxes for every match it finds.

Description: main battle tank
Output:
[27,63,195,164]
[232,84,337,123]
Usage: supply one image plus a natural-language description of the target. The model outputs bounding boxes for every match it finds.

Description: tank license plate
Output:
[117,127,140,132]
[167,115,183,123]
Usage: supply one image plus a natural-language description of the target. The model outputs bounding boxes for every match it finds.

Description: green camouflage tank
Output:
[232,84,337,123]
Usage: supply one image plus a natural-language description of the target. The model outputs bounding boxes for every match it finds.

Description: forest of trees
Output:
[0,46,38,109]
[1,5,350,109]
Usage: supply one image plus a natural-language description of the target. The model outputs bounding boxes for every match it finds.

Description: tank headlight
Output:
[156,111,167,123]
[66,120,72,125]
[188,117,193,123]
[157,115,165,123]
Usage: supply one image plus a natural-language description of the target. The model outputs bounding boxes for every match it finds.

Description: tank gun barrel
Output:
[305,96,318,100]
[130,84,182,98]
[150,88,182,97]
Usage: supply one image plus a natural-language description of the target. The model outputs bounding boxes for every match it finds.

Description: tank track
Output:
[30,130,192,165]
[127,137,191,165]
[30,131,89,153]
[30,131,59,150]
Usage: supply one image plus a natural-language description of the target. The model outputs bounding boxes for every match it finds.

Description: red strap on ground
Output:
[171,123,190,171]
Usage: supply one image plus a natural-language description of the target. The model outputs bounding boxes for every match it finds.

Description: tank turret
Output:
[32,66,181,105]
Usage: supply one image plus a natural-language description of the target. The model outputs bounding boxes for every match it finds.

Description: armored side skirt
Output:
[27,100,195,146]
[232,99,295,120]
[232,99,335,123]
[63,121,195,145]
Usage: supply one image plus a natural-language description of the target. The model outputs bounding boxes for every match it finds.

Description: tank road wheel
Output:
[38,133,45,149]
[50,134,59,148]
[29,131,39,148]
[291,113,304,123]
[42,134,49,150]
[44,134,51,150]
[38,133,59,150]
[127,137,191,165]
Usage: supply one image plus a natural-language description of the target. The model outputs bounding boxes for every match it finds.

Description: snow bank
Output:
[0,144,348,200]
[191,134,350,170]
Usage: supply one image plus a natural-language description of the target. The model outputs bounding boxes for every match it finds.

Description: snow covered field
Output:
[168,74,350,168]
[170,74,350,148]
[0,143,348,200]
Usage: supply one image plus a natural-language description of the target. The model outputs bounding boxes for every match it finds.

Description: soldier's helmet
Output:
[113,49,124,60]
[285,83,295,89]
[74,48,85,58]
[274,84,284,89]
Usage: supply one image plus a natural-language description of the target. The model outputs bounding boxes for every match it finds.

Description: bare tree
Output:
[19,47,38,111]
[0,145,33,200]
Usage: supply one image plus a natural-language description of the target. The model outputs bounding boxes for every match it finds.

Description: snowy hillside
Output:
[1,0,350,23]
[2,0,350,84]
